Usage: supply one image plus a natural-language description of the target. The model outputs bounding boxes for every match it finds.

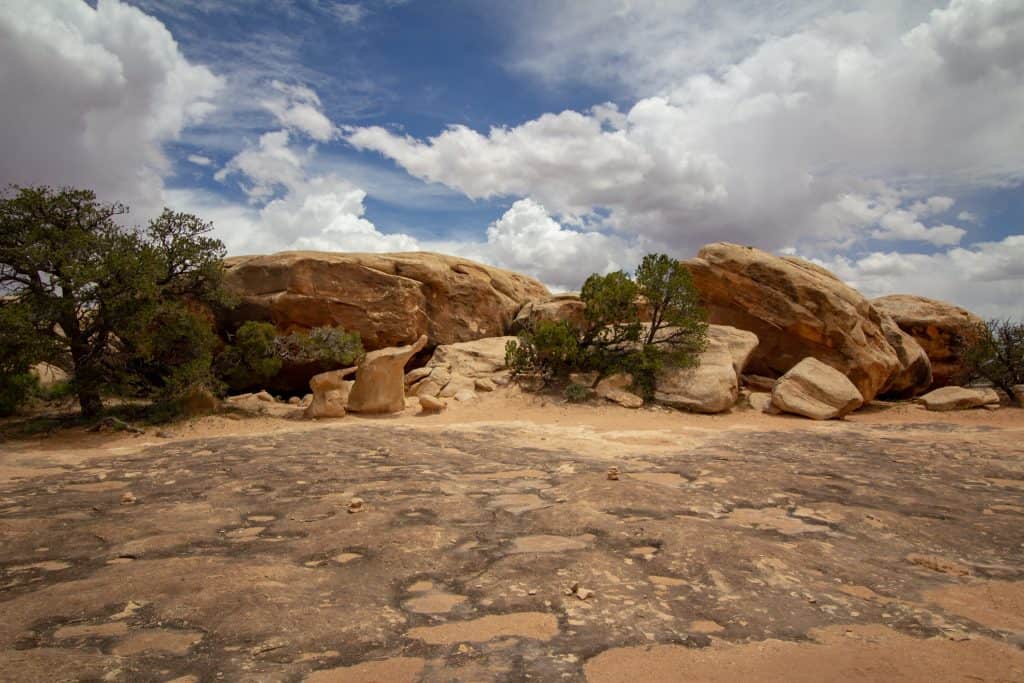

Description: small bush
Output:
[278,326,364,367]
[563,382,592,403]
[506,319,579,381]
[128,304,220,403]
[216,321,282,390]
[963,319,1024,404]
[35,379,74,403]
[0,371,38,417]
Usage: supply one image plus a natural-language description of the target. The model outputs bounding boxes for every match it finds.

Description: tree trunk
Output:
[76,384,103,418]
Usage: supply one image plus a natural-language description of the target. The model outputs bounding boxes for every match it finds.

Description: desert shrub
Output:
[216,321,282,390]
[35,379,75,402]
[563,382,592,403]
[506,320,579,380]
[122,303,221,410]
[963,319,1024,403]
[278,326,364,367]
[507,254,708,398]
[0,371,38,417]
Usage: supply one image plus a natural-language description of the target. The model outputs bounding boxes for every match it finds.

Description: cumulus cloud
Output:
[187,154,213,166]
[503,0,878,96]
[262,80,336,142]
[479,199,642,290]
[0,0,222,214]
[348,0,1024,255]
[215,130,311,200]
[817,235,1024,318]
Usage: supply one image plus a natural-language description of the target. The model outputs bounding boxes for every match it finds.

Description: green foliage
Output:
[963,319,1024,403]
[128,304,220,403]
[0,185,230,416]
[507,254,708,399]
[563,382,592,403]
[0,371,38,417]
[506,320,580,380]
[216,321,283,390]
[277,326,364,367]
[35,379,74,402]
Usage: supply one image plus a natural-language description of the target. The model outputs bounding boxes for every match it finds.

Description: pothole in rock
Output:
[507,534,595,554]
[723,507,829,535]
[627,472,688,487]
[487,493,552,515]
[406,612,559,644]
[401,580,468,615]
[110,629,204,656]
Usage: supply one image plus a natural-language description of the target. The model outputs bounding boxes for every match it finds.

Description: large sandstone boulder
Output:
[511,293,586,333]
[223,252,550,351]
[916,386,999,411]
[428,336,514,378]
[653,325,759,413]
[595,373,643,409]
[878,315,933,398]
[411,336,515,398]
[347,335,428,414]
[683,243,900,402]
[305,367,357,418]
[872,295,984,388]
[771,357,864,420]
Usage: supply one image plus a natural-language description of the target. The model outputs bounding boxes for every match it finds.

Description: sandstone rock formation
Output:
[31,362,68,388]
[305,367,357,418]
[916,386,1000,411]
[653,325,758,413]
[872,295,984,387]
[877,314,933,397]
[511,293,586,333]
[347,335,428,414]
[683,243,900,402]
[771,357,864,420]
[411,337,514,398]
[595,373,643,409]
[222,252,550,350]
[419,395,446,413]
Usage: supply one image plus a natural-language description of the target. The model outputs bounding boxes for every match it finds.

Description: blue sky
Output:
[1,0,1022,315]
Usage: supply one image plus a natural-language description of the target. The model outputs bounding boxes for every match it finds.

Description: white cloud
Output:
[187,154,213,166]
[479,199,642,290]
[348,0,1024,256]
[503,0,892,96]
[262,80,335,142]
[816,234,1024,318]
[215,130,310,200]
[0,0,222,213]
[330,3,366,26]
[910,195,955,216]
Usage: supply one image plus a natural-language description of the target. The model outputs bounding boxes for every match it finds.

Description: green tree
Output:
[0,186,229,417]
[506,253,708,398]
[963,319,1024,404]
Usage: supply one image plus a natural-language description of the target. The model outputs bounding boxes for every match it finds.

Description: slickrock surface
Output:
[1,404,1023,681]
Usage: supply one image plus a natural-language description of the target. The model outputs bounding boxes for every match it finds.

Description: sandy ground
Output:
[1,391,1023,681]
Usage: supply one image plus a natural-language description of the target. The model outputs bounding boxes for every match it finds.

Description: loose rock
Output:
[419,395,446,413]
[772,357,863,420]
[916,386,1000,411]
